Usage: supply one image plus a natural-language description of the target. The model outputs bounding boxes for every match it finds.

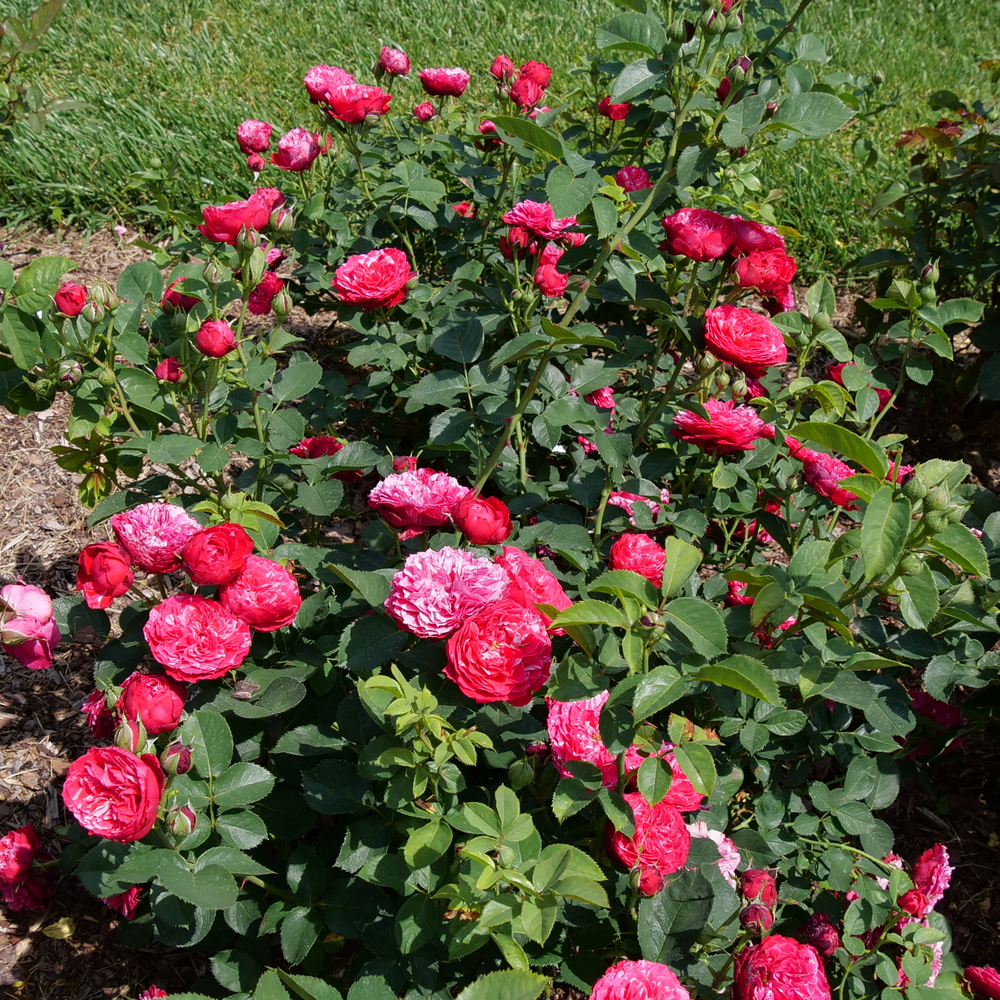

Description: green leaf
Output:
[637,755,673,806]
[697,654,782,705]
[633,666,688,721]
[273,360,323,401]
[928,524,990,578]
[661,537,702,597]
[492,116,562,159]
[611,56,665,102]
[157,863,238,910]
[148,434,201,465]
[638,869,714,963]
[280,906,322,965]
[553,874,609,908]
[212,762,275,811]
[11,254,75,312]
[597,11,666,56]
[520,892,558,946]
[897,568,939,630]
[274,971,343,1000]
[339,614,408,675]
[552,777,597,822]
[253,969,295,1000]
[327,564,391,606]
[669,743,716,798]
[115,261,163,334]
[404,819,452,868]
[546,165,602,219]
[0,310,43,369]
[302,761,369,815]
[118,368,174,418]
[182,710,233,780]
[591,195,619,239]
[551,599,630,629]
[396,894,438,954]
[216,809,269,849]
[861,487,912,579]
[662,597,728,658]
[793,421,888,477]
[195,847,273,877]
[433,315,484,363]
[456,970,547,1000]
[771,92,853,137]
[296,480,345,517]
[589,570,658,608]
[675,145,718,191]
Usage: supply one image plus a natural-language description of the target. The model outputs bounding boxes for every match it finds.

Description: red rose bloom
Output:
[197,187,285,244]
[445,599,552,706]
[144,594,252,681]
[270,127,330,172]
[82,688,115,739]
[453,201,476,218]
[534,262,568,297]
[490,54,515,80]
[77,542,134,609]
[606,792,691,878]
[103,885,143,920]
[740,869,778,906]
[181,522,254,586]
[117,671,186,735]
[324,83,392,123]
[54,281,87,316]
[733,249,797,295]
[826,361,892,410]
[704,304,788,377]
[502,200,577,241]
[609,533,664,588]
[332,247,415,310]
[672,398,775,456]
[616,165,651,192]
[727,214,785,254]
[801,912,841,957]
[510,75,544,109]
[139,988,169,1000]
[0,825,51,912]
[195,319,236,358]
[966,967,1000,1000]
[733,935,832,1000]
[598,95,632,120]
[62,747,166,843]
[153,357,182,382]
[218,555,302,632]
[519,60,552,87]
[248,269,284,315]
[787,438,859,510]
[303,64,355,103]
[591,959,692,1000]
[236,119,272,154]
[660,208,734,261]
[161,279,200,313]
[413,101,435,122]
[419,67,471,97]
[379,46,410,76]
[452,495,512,545]
[495,546,572,631]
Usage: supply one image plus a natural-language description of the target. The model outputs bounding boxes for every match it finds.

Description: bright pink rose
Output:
[825,362,892,410]
[733,249,797,295]
[63,747,166,843]
[966,967,1000,1000]
[609,533,664,588]
[477,119,502,149]
[740,869,778,906]
[54,280,87,316]
[1,582,54,624]
[332,247,415,310]
[490,54,515,80]
[379,46,410,76]
[912,844,952,911]
[453,201,476,219]
[419,67,471,97]
[606,792,691,877]
[725,580,755,607]
[660,208,733,262]
[103,885,143,920]
[288,435,362,481]
[271,127,330,172]
[247,152,265,172]
[181,522,254,586]
[139,986,169,1000]
[324,83,392,123]
[445,599,552,706]
[616,165,651,192]
[77,542,134,609]
[161,278,200,313]
[118,672,186,735]
[495,546,572,630]
[732,936,831,1000]
[519,60,552,87]
[144,594,252,680]
[534,262,568,297]
[195,318,236,358]
[111,502,202,574]
[218,555,302,632]
[154,357,182,382]
[248,269,284,315]
[197,187,285,244]
[452,495,512,545]
[801,911,841,957]
[510,75,544,109]
[898,888,930,917]
[413,101,435,121]
[503,200,577,241]
[607,490,661,527]
[590,959,692,1000]
[540,242,566,266]
[82,688,115,740]
[704,304,787,377]
[2,616,60,670]
[672,398,775,456]
[368,468,469,540]
[304,64,356,102]
[598,95,632,120]
[386,547,509,639]
[727,214,786,254]
[787,438,859,510]
[546,689,621,788]
[236,119,272,154]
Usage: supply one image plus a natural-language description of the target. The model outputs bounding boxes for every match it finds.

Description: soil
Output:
[0,228,998,997]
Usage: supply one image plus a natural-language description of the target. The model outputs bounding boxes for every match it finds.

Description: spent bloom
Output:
[368,468,469,540]
[787,438,860,510]
[111,502,202,574]
[801,911,841,957]
[687,819,740,887]
[103,886,143,921]
[607,490,661,527]
[912,844,952,911]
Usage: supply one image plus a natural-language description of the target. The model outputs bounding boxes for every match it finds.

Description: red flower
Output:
[270,127,330,172]
[0,825,51,913]
[534,262,568,297]
[741,903,775,935]
[82,689,115,739]
[103,886,143,920]
[598,95,632,120]
[77,542,134,609]
[181,522,254,586]
[392,455,418,472]
[591,959,692,1000]
[332,247,415,310]
[672,398,775,455]
[740,869,778,906]
[726,214,786,254]
[502,200,577,241]
[519,60,552,88]
[445,599,552,706]
[62,747,166,843]
[510,75,544,109]
[197,187,285,244]
[733,249,797,295]
[733,936,831,1000]
[787,438,859,510]
[379,46,410,76]
[289,436,362,481]
[912,843,953,911]
[704,304,787,377]
[606,792,691,878]
[616,165,650,192]
[139,987,169,1000]
[54,281,87,316]
[452,201,476,218]
[489,54,515,80]
[660,207,733,261]
[161,279,200,313]
[725,580,755,607]
[303,64,355,103]
[609,533,664,588]
[452,495,512,545]
[413,101,435,122]
[218,555,302,632]
[323,83,392,123]
[966,967,1000,1000]
[495,546,572,631]
[195,319,236,358]
[801,912,841,957]
[236,119,272,154]
[898,889,929,918]
[248,269,284,315]
[369,468,469,540]
[117,671,186,735]
[419,67,470,97]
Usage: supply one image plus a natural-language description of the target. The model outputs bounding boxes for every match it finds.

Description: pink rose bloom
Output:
[590,959,692,1000]
[704,304,788,377]
[586,386,616,412]
[598,95,633,120]
[672,398,776,456]
[195,318,236,358]
[144,594,252,681]
[546,689,622,788]
[607,490,661,527]
[324,83,392,123]
[733,249,797,295]
[236,119,272,154]
[477,119,501,149]
[419,67,471,97]
[660,208,733,262]
[332,247,415,310]
[727,214,786,254]
[248,269,284,316]
[503,200,577,242]
[103,885,143,920]
[490,54,515,81]
[445,599,552,706]
[687,819,740,887]
[117,672,186,735]
[413,101,435,122]
[495,546,572,631]
[787,438,860,510]
[63,747,166,843]
[218,555,303,632]
[2,615,60,670]
[725,580,755,607]
[534,262,568,297]
[304,64,356,103]
[111,502,202,574]
[912,844,952,911]
[801,911,841,957]
[82,688,115,740]
[606,792,691,878]
[379,46,410,76]
[616,165,651,192]
[732,935,831,1000]
[1,582,53,624]
[609,533,664,588]
[966,967,1000,1000]
[197,187,285,244]
[385,547,508,639]
[368,468,469,540]
[271,127,330,172]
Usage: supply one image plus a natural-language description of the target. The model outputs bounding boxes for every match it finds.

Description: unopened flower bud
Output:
[90,283,108,306]
[902,476,928,501]
[740,869,777,906]
[81,301,105,325]
[667,18,691,42]
[235,226,257,257]
[97,367,117,388]
[167,803,197,837]
[740,903,775,936]
[114,717,146,753]
[272,287,293,319]
[899,553,925,576]
[925,485,950,511]
[270,207,294,232]
[946,505,965,524]
[727,57,752,87]
[633,866,665,897]
[872,69,886,87]
[508,759,534,790]
[525,741,550,762]
[161,742,192,776]
[811,311,831,331]
[725,11,743,30]
[924,510,949,532]
[714,369,730,390]
[57,360,82,385]
[202,260,225,289]
[731,378,748,399]
[702,9,726,34]
[802,912,841,956]
[171,310,188,332]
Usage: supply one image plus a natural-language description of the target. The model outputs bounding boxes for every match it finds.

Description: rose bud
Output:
[153,357,183,383]
[77,542,134,609]
[740,903,775,936]
[740,869,778,906]
[160,279,200,314]
[898,889,929,918]
[53,280,88,317]
[181,522,254,587]
[139,987,169,1000]
[161,742,192,776]
[167,803,197,837]
[525,741,550,762]
[379,46,410,76]
[637,867,666,897]
[114,716,147,753]
[452,494,512,545]
[57,359,82,384]
[801,911,841,957]
[392,455,418,472]
[413,101,435,122]
[195,319,236,358]
[117,672,186,735]
[489,54,515,80]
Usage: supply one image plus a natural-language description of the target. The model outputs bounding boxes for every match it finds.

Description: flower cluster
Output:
[490,54,552,112]
[500,199,585,298]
